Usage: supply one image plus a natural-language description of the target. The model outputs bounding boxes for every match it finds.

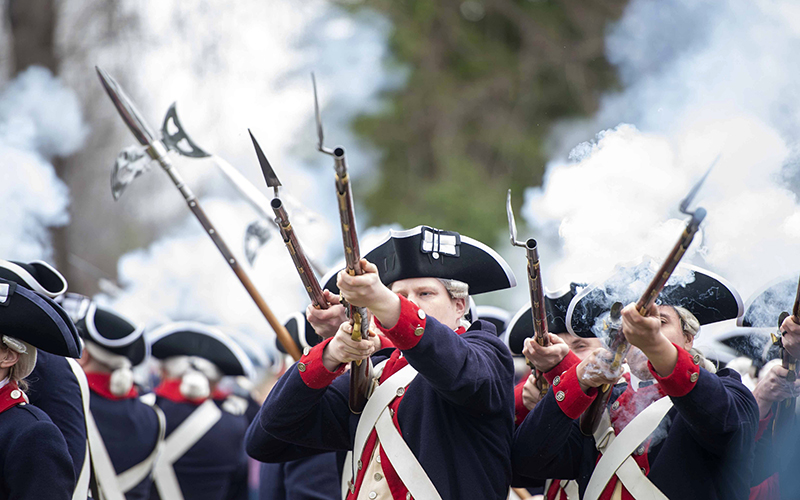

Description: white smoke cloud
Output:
[0,67,87,260]
[526,0,800,306]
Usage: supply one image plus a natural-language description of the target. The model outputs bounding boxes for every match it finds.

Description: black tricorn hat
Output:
[321,226,517,296]
[475,305,510,338]
[0,278,82,357]
[148,322,254,378]
[566,258,743,338]
[503,284,584,355]
[77,302,148,366]
[0,259,68,298]
[738,274,800,328]
[705,326,773,363]
[277,311,322,355]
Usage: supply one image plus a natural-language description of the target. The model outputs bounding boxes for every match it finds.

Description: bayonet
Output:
[96,67,301,361]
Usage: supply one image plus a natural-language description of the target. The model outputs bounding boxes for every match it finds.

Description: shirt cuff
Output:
[514,376,531,427]
[375,295,427,350]
[551,363,597,419]
[544,351,581,385]
[755,410,773,442]
[647,343,701,397]
[297,337,346,389]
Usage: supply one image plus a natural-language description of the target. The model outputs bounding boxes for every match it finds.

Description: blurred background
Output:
[2,0,800,363]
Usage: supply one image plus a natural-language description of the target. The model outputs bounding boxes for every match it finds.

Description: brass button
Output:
[348,481,355,493]
[303,346,311,356]
[414,327,424,336]
[369,492,377,499]
[10,390,21,400]
[389,408,395,417]
[396,387,405,397]
[640,467,646,473]
[553,375,561,386]
[374,472,383,481]
[297,363,307,372]
[693,354,701,365]
[690,372,699,383]
[357,459,363,470]
[611,401,620,411]
[376,454,382,464]
[418,309,426,320]
[635,445,645,456]
[555,391,565,402]
[406,494,412,500]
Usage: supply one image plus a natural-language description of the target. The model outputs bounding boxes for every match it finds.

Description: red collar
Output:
[155,378,208,405]
[0,381,27,414]
[85,372,139,400]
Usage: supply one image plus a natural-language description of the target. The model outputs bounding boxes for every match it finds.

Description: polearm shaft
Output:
[96,67,301,361]
[773,275,800,436]
[579,208,706,436]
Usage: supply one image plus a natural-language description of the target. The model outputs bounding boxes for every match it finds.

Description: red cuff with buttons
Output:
[514,376,531,426]
[297,337,346,389]
[552,363,597,419]
[647,343,701,397]
[544,350,581,385]
[375,294,427,350]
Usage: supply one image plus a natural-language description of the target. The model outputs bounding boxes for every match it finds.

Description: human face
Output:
[0,344,19,381]
[390,278,466,331]
[556,333,604,361]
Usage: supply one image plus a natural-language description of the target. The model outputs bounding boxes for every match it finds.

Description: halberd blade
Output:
[161,103,209,158]
[680,154,720,214]
[95,66,158,146]
[248,130,281,190]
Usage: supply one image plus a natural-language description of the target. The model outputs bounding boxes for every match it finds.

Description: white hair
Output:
[3,336,37,390]
[85,341,134,397]
[674,306,701,338]
[437,278,471,329]
[162,355,223,400]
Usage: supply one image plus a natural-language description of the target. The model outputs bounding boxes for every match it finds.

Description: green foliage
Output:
[348,0,628,244]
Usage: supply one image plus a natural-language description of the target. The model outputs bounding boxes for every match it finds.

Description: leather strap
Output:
[66,358,92,500]
[152,399,222,500]
[117,404,167,492]
[584,396,672,500]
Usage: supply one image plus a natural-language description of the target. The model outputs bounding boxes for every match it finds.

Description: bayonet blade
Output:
[680,154,720,214]
[95,66,158,146]
[507,189,519,246]
[248,130,281,193]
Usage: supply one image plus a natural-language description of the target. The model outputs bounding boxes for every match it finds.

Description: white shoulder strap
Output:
[584,396,673,500]
[66,358,93,500]
[86,409,126,500]
[152,399,222,500]
[117,404,167,492]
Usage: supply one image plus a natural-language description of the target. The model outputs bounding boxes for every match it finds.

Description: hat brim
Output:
[504,285,577,354]
[566,259,743,338]
[738,274,800,328]
[475,305,510,338]
[277,311,321,355]
[149,322,254,378]
[82,303,148,366]
[0,260,68,298]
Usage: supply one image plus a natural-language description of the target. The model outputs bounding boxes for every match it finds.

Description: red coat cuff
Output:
[297,337,346,389]
[552,364,597,419]
[375,295,427,350]
[378,334,395,350]
[514,377,530,427]
[647,343,700,397]
[544,351,581,385]
[755,410,774,442]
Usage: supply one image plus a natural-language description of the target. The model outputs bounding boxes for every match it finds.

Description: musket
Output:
[772,277,800,436]
[507,190,550,394]
[579,157,717,436]
[249,130,328,310]
[313,73,372,413]
[96,67,302,361]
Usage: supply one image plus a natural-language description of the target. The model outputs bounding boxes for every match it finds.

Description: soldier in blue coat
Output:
[512,261,758,500]
[0,259,90,497]
[247,225,518,500]
[148,322,255,500]
[0,272,83,499]
[63,294,164,500]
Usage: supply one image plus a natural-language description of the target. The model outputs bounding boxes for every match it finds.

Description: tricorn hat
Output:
[503,284,584,355]
[0,278,82,357]
[149,322,254,378]
[322,226,516,296]
[76,302,148,366]
[566,258,743,338]
[475,305,510,338]
[738,274,799,328]
[0,259,67,298]
[277,311,322,355]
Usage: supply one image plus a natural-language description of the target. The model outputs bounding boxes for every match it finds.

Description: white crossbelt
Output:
[341,361,442,500]
[152,399,222,500]
[66,358,92,500]
[117,404,166,492]
[584,396,673,500]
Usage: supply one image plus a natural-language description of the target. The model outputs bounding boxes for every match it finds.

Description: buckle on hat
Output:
[420,227,460,259]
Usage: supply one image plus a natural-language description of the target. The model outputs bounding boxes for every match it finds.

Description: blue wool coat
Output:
[258,453,341,500]
[150,396,249,500]
[248,302,516,500]
[91,391,161,499]
[512,362,759,500]
[25,351,87,482]
[0,402,75,499]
